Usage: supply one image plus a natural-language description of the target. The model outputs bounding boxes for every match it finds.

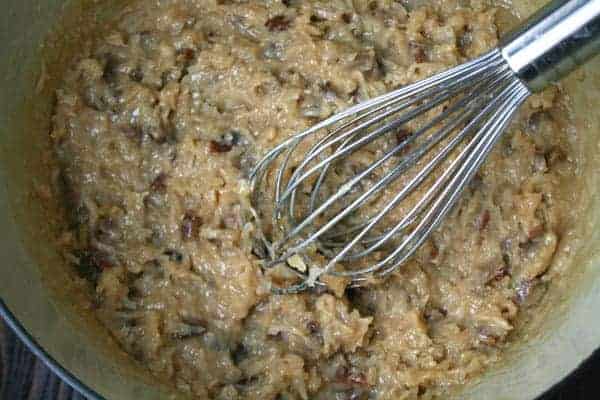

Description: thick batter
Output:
[50,0,578,398]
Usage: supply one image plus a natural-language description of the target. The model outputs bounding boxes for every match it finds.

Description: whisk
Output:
[250,0,600,293]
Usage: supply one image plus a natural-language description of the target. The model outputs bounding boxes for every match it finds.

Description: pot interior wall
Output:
[0,0,598,399]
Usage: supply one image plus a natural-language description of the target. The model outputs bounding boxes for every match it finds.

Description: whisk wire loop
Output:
[250,49,531,290]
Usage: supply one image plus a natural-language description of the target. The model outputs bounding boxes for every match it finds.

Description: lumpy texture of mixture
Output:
[50,0,578,398]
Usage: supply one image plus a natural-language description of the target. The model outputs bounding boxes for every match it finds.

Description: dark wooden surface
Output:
[0,318,598,400]
[0,320,85,400]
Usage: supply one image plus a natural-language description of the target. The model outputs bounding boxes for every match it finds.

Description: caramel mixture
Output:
[50,0,578,398]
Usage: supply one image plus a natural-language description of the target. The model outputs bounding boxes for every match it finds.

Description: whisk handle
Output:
[501,0,600,92]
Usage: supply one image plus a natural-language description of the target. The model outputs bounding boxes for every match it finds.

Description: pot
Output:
[1,0,599,399]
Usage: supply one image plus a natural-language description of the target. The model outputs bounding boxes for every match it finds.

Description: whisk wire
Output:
[377,80,531,277]
[250,49,532,289]
[275,69,514,257]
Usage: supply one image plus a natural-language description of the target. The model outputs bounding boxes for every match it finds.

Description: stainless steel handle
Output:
[501,0,600,92]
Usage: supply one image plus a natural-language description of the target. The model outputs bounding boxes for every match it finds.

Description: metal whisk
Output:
[250,0,600,293]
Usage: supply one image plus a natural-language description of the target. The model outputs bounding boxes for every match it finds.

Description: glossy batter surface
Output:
[50,0,579,398]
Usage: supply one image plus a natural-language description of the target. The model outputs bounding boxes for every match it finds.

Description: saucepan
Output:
[1,0,599,398]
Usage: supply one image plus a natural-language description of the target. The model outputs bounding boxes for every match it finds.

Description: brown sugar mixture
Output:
[49,0,579,398]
